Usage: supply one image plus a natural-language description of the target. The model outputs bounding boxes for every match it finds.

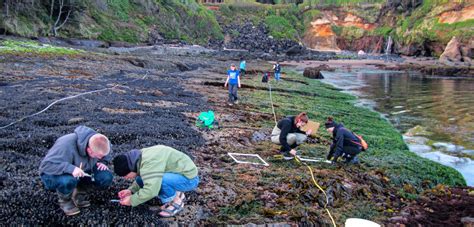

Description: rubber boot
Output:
[57,191,80,216]
[72,187,91,208]
[350,156,360,164]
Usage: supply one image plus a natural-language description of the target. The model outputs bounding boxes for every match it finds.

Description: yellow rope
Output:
[266,76,335,226]
[295,156,337,227]
[268,81,277,125]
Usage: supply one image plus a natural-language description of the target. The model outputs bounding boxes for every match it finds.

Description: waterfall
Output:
[385,36,393,54]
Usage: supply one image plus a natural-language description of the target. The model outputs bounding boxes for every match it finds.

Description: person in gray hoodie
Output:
[39,126,113,216]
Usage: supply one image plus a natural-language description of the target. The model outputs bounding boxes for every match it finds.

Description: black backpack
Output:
[262,72,268,83]
[275,64,281,72]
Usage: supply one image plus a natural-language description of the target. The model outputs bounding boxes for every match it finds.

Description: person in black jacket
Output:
[325,117,361,164]
[271,112,312,160]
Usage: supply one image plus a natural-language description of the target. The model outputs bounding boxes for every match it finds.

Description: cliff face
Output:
[301,1,474,57]
[302,10,377,51]
[0,1,472,57]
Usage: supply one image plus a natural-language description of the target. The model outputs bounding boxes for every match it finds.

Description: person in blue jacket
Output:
[224,63,241,105]
[325,117,362,164]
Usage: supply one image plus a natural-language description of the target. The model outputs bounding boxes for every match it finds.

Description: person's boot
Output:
[57,191,80,216]
[72,187,91,208]
[350,156,360,164]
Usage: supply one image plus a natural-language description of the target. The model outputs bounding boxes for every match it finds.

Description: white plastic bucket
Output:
[345,218,381,227]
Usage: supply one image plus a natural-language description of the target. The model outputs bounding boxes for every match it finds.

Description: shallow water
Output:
[320,70,474,186]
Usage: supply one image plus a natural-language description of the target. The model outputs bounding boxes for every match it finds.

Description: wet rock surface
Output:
[0,54,209,225]
[0,44,473,226]
[377,62,474,77]
[303,64,335,79]
[386,186,474,227]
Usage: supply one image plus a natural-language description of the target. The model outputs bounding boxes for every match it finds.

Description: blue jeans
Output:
[275,72,281,81]
[228,84,238,103]
[41,165,113,194]
[136,173,199,204]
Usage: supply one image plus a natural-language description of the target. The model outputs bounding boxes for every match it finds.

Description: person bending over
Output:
[113,145,199,217]
[325,117,362,164]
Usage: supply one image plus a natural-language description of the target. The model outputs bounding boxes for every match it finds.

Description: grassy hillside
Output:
[393,0,474,47]
[0,0,223,44]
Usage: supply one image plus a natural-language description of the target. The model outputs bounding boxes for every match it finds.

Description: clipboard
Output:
[300,120,320,137]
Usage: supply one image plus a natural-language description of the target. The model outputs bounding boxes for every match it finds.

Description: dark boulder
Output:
[303,64,335,79]
[286,45,306,56]
[148,27,165,45]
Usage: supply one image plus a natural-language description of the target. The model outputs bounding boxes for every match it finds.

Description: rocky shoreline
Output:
[0,38,473,226]
[11,34,469,77]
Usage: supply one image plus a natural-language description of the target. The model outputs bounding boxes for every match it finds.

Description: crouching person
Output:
[325,117,362,164]
[271,112,312,160]
[39,126,113,216]
[113,145,199,217]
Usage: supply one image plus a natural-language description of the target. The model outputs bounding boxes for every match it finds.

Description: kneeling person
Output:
[325,117,362,164]
[39,126,113,216]
[113,145,199,217]
[271,112,312,159]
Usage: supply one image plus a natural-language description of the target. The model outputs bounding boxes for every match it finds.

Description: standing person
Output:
[271,112,312,160]
[39,126,113,216]
[325,117,362,164]
[273,61,281,82]
[224,63,241,105]
[113,145,199,218]
[239,57,246,77]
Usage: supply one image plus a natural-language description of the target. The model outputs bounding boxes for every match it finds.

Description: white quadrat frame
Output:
[297,156,332,164]
[228,153,270,166]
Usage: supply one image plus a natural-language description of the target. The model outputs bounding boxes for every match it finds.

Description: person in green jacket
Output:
[113,145,199,217]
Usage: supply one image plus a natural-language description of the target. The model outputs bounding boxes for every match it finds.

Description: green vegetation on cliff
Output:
[1,0,472,56]
[393,0,473,53]
[0,0,223,45]
[218,2,303,40]
[265,15,298,39]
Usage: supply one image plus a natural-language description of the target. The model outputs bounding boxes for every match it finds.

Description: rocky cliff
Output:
[0,0,473,59]
[301,0,474,58]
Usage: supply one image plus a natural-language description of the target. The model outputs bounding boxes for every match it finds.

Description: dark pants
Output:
[240,69,246,77]
[228,84,238,103]
[329,145,361,161]
[41,165,113,195]
[341,146,361,161]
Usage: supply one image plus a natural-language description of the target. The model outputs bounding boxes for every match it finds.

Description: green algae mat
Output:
[239,70,466,188]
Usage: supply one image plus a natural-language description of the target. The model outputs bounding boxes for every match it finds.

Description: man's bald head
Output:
[87,134,110,159]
